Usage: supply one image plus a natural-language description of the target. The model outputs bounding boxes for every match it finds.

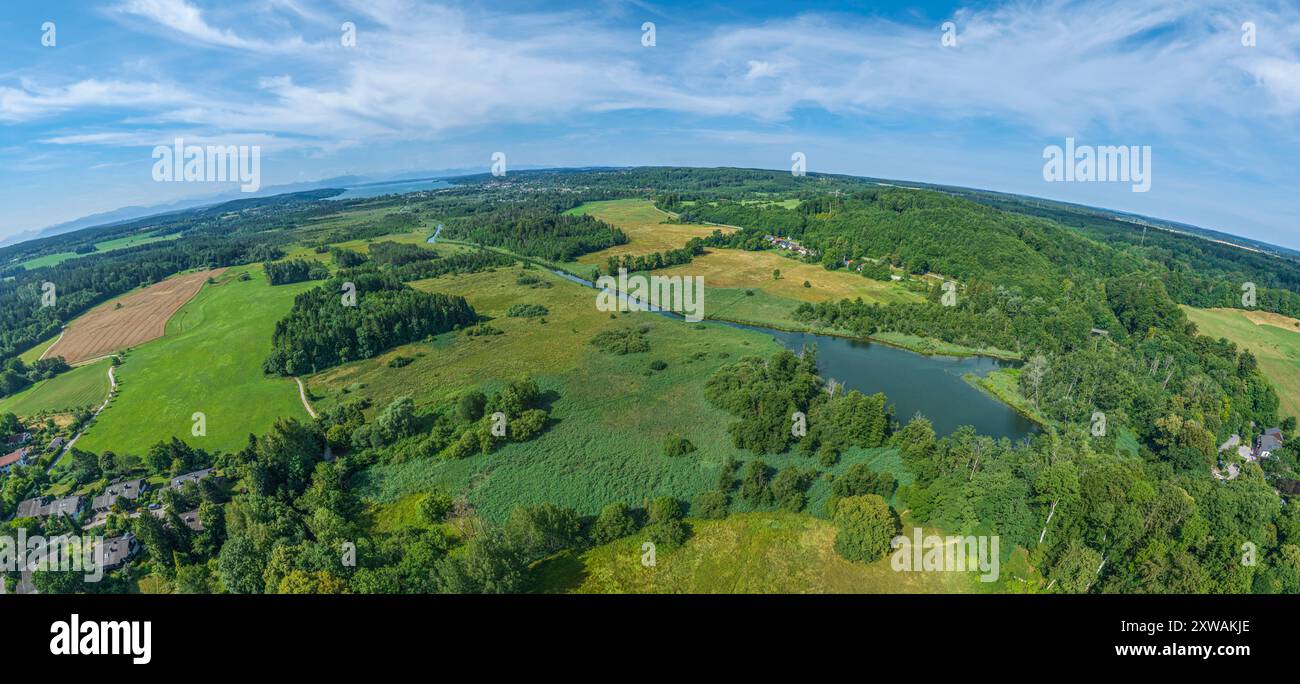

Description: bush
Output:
[590,503,638,544]
[662,436,696,457]
[420,490,454,524]
[691,491,729,519]
[463,323,503,337]
[458,391,487,421]
[649,359,668,371]
[647,496,683,524]
[832,494,899,563]
[508,408,548,441]
[589,328,650,355]
[506,303,549,318]
[645,519,690,549]
[386,355,414,368]
[505,503,583,561]
[803,281,811,288]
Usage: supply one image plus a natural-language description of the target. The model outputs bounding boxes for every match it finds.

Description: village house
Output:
[91,478,148,512]
[178,509,205,532]
[96,534,140,571]
[14,495,87,520]
[1255,428,1284,459]
[0,447,31,474]
[169,467,216,490]
[4,432,31,447]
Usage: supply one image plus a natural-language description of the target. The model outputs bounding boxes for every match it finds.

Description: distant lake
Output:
[550,268,1039,441]
[328,178,453,200]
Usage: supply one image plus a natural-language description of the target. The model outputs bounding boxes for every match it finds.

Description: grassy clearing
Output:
[0,358,113,418]
[1184,306,1300,421]
[565,199,724,268]
[659,247,917,308]
[17,333,61,364]
[18,232,180,270]
[534,511,993,594]
[76,265,312,456]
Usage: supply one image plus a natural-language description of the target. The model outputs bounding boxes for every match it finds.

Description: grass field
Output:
[534,511,995,594]
[0,357,113,418]
[559,199,920,330]
[76,265,312,455]
[18,232,180,270]
[337,266,794,522]
[566,199,726,267]
[1184,306,1300,421]
[17,333,61,364]
[45,268,225,364]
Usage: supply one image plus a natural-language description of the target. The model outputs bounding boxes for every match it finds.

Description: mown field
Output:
[45,268,225,364]
[1184,306,1300,421]
[534,511,996,594]
[566,199,725,267]
[76,265,312,455]
[0,357,113,418]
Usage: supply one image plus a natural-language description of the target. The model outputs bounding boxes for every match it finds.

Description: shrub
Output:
[832,494,899,563]
[663,436,696,457]
[506,303,549,318]
[457,391,487,421]
[691,491,729,519]
[420,490,454,524]
[649,359,668,371]
[590,328,650,355]
[590,503,638,544]
[508,408,548,442]
[386,355,414,368]
[647,496,683,524]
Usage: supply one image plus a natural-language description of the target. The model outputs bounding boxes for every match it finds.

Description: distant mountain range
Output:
[0,166,508,249]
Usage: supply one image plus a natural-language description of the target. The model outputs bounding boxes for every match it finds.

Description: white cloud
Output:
[113,0,311,52]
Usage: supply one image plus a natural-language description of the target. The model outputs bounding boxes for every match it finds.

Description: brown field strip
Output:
[44,268,226,364]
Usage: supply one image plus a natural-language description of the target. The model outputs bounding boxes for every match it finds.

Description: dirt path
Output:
[47,363,116,472]
[296,377,318,419]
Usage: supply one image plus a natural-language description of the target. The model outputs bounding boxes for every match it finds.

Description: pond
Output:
[552,268,1038,441]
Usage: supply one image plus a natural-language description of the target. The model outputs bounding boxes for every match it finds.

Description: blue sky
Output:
[1,0,1298,248]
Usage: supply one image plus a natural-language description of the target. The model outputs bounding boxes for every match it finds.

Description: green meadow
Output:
[338,267,795,522]
[76,265,312,456]
[534,511,994,594]
[0,357,113,418]
[18,232,180,270]
[1184,306,1300,421]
